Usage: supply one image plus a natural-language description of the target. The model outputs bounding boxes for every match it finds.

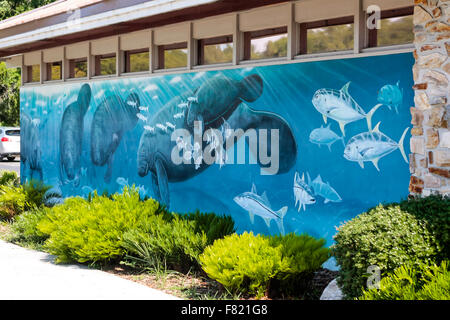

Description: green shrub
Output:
[268,233,330,295]
[23,180,51,209]
[0,185,26,220]
[181,211,235,245]
[38,187,163,263]
[123,214,208,272]
[397,195,450,260]
[0,180,52,220]
[359,261,450,300]
[0,170,20,186]
[199,232,287,297]
[333,204,441,299]
[11,207,49,244]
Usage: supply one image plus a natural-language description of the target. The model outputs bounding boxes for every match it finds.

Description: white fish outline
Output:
[343,122,409,171]
[136,113,148,122]
[312,81,383,136]
[310,174,342,204]
[293,172,316,212]
[234,183,287,234]
[309,124,345,151]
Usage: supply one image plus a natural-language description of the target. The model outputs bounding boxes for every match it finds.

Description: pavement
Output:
[0,159,20,175]
[0,240,180,300]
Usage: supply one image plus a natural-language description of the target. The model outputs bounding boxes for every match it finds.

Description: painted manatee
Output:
[59,83,92,186]
[137,74,297,207]
[21,112,43,181]
[91,92,140,183]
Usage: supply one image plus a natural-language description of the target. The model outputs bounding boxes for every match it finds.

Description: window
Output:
[46,61,62,81]
[367,7,414,48]
[198,35,233,65]
[6,130,20,136]
[69,58,87,78]
[300,17,354,55]
[26,65,40,83]
[94,54,116,76]
[158,42,188,69]
[124,49,149,73]
[244,27,288,61]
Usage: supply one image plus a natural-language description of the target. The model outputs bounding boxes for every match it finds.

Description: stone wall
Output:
[410,0,450,195]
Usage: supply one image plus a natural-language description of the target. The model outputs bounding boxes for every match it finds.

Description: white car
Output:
[0,127,20,161]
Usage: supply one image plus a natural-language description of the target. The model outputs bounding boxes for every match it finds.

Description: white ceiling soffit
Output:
[0,0,219,51]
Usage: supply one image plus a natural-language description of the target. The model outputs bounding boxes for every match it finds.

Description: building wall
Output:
[20,53,414,249]
[410,0,450,195]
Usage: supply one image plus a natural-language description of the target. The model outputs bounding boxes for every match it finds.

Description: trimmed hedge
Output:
[333,195,449,299]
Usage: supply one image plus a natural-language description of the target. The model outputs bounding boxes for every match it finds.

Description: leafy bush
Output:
[199,232,287,297]
[0,170,20,186]
[397,195,450,261]
[359,261,450,300]
[123,214,208,272]
[181,211,235,245]
[333,204,441,299]
[0,185,26,220]
[11,207,49,244]
[38,188,163,263]
[22,180,51,209]
[268,233,330,295]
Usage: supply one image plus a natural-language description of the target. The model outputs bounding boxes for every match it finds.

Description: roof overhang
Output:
[0,0,290,59]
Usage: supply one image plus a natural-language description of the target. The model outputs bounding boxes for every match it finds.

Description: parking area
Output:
[0,159,20,175]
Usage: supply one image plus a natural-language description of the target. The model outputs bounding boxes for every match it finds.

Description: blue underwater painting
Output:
[20,53,414,267]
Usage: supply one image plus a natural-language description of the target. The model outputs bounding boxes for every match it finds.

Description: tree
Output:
[0,0,57,20]
[0,0,58,125]
[0,62,21,126]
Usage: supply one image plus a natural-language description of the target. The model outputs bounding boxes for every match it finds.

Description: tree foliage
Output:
[0,62,21,126]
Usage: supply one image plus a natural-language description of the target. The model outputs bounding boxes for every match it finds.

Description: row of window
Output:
[25,8,413,83]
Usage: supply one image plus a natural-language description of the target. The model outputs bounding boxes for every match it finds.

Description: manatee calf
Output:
[91,92,140,183]
[21,112,43,181]
[137,74,297,208]
[59,83,92,186]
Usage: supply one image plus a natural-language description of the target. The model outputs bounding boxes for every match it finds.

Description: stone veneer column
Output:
[410,0,450,195]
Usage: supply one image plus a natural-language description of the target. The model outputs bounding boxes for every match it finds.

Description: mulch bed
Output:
[104,264,339,300]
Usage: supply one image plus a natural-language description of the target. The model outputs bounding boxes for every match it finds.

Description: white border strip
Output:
[0,0,218,50]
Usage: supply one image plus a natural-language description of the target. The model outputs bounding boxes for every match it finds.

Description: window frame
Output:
[123,48,150,74]
[26,64,40,83]
[298,16,355,55]
[94,53,117,76]
[197,35,234,66]
[157,42,188,70]
[243,26,288,61]
[45,61,62,81]
[68,58,88,79]
[366,6,414,49]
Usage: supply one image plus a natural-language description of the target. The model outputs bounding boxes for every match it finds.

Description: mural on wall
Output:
[20,53,414,259]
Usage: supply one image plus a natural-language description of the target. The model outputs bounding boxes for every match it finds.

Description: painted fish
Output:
[156,123,168,133]
[187,96,198,103]
[312,82,382,136]
[144,125,155,133]
[177,102,189,109]
[234,184,287,234]
[377,81,403,114]
[165,122,176,130]
[309,124,345,151]
[139,106,149,112]
[343,122,409,171]
[293,172,316,212]
[116,177,129,186]
[137,113,148,122]
[173,112,185,119]
[309,174,342,204]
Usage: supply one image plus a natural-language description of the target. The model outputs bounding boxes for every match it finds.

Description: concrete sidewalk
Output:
[0,240,179,300]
